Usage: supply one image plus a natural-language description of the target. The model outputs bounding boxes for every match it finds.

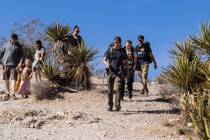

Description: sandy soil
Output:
[0,67,187,140]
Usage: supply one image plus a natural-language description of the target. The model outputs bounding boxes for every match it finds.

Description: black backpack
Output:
[107,44,125,62]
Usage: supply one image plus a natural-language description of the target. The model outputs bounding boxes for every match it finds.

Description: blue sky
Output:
[0,0,210,80]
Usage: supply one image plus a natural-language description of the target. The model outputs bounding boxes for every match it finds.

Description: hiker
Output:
[134,35,157,95]
[32,40,45,83]
[103,36,128,111]
[18,58,32,98]
[0,34,24,100]
[122,40,135,101]
[68,25,84,48]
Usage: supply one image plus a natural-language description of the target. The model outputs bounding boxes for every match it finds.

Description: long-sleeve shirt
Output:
[0,41,24,67]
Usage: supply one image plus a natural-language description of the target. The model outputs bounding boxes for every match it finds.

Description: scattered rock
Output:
[47,114,65,121]
[26,119,44,129]
[89,118,102,123]
[72,112,87,120]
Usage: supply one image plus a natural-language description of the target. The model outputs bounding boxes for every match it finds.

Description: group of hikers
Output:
[0,26,157,113]
[103,35,157,111]
[0,26,83,101]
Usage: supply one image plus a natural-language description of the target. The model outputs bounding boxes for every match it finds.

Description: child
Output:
[15,64,24,93]
[18,59,32,98]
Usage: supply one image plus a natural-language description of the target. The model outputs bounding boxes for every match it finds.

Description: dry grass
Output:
[159,84,181,107]
[31,81,64,100]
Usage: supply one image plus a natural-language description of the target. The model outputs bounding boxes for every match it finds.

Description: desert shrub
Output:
[162,23,210,139]
[159,84,181,107]
[155,76,168,84]
[31,81,64,100]
[45,22,97,90]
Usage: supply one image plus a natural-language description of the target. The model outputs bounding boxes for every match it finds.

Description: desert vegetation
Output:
[162,23,210,140]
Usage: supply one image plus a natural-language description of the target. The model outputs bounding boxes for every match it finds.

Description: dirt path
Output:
[0,73,187,140]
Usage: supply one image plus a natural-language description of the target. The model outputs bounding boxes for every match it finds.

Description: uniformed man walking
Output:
[103,36,128,111]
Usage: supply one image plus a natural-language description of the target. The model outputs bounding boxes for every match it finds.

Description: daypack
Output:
[107,44,125,62]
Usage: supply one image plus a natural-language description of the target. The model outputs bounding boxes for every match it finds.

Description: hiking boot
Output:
[116,106,121,111]
[140,89,145,95]
[0,94,10,101]
[120,96,124,101]
[145,89,149,96]
[107,107,113,111]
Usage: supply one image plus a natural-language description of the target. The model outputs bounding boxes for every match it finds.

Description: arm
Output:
[149,52,157,69]
[0,47,5,64]
[103,47,111,69]
[103,57,110,69]
[18,44,24,65]
[39,48,45,62]
[124,59,128,79]
[133,48,138,70]
[29,71,33,79]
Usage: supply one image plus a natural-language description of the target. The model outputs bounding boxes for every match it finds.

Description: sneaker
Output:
[116,106,121,111]
[120,96,124,101]
[145,89,149,96]
[11,94,17,100]
[0,94,10,101]
[107,107,113,111]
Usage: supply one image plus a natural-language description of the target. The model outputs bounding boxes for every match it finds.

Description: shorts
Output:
[3,66,17,80]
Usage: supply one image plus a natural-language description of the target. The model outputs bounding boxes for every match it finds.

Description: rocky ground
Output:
[0,67,187,140]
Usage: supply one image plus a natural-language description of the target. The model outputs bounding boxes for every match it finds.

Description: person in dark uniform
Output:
[103,36,128,111]
[123,40,135,101]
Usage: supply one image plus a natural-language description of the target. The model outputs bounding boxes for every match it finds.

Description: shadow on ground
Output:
[123,108,180,115]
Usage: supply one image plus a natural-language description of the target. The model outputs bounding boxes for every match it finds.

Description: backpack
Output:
[107,44,125,62]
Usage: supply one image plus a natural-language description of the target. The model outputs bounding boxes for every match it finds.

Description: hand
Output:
[17,63,22,68]
[154,63,157,70]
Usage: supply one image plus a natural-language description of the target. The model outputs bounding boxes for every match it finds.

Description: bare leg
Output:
[4,80,10,94]
[12,80,16,96]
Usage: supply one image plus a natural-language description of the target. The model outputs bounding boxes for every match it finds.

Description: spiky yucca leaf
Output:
[46,22,70,44]
[46,23,70,64]
[65,43,98,90]
[190,23,210,55]
[41,60,63,85]
[189,91,210,140]
[162,43,202,92]
[169,42,195,61]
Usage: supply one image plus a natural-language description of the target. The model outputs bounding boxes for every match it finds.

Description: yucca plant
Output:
[40,60,63,85]
[65,43,98,90]
[46,22,70,44]
[46,22,70,63]
[162,23,210,139]
[189,90,210,140]
[190,23,210,55]
[162,42,203,92]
